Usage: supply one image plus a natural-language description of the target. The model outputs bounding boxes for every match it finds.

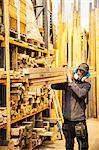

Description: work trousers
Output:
[62,119,88,150]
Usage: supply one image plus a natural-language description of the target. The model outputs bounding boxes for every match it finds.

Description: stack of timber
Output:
[10,83,49,121]
[10,122,33,149]
[28,67,67,85]
[10,51,67,84]
[10,66,67,85]
[17,54,52,71]
[26,0,44,46]
[10,120,51,149]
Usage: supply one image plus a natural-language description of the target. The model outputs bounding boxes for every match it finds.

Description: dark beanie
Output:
[78,63,89,73]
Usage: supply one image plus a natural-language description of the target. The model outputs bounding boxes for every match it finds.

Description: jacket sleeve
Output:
[51,82,67,90]
[69,81,91,99]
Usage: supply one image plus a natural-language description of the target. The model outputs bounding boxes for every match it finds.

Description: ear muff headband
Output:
[74,68,90,81]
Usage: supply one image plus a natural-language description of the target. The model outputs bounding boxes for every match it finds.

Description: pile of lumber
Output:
[10,83,50,120]
[10,122,33,149]
[10,120,51,149]
[28,67,67,85]
[17,54,49,71]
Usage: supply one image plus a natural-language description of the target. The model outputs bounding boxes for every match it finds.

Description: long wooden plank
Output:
[0,69,96,85]
[4,0,10,140]
[96,8,99,118]
[52,90,64,123]
[28,72,67,79]
[29,75,67,84]
[10,69,96,83]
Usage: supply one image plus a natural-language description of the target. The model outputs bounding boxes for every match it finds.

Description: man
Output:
[51,63,91,150]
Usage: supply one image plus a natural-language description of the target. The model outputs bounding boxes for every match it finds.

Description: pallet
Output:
[27,38,45,49]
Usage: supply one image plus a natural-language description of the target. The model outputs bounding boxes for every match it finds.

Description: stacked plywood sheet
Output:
[26,0,44,44]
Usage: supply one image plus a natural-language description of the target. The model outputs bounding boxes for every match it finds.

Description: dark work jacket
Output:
[51,80,91,121]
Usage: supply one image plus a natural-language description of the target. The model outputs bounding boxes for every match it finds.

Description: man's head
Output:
[78,63,89,75]
[74,63,90,82]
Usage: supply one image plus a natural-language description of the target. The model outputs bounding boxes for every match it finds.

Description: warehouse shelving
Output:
[9,37,48,53]
[0,105,49,129]
[0,35,48,53]
[0,0,50,145]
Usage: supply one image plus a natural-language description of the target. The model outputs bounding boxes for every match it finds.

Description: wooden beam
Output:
[96,8,99,118]
[4,0,10,140]
[89,6,96,70]
[11,46,18,70]
[68,3,73,67]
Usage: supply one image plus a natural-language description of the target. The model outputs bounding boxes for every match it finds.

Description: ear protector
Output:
[74,68,90,82]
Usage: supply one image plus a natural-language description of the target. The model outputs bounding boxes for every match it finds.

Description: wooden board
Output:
[96,8,99,118]
[9,4,17,19]
[9,17,17,31]
[4,0,10,140]
[20,22,26,35]
[20,11,26,25]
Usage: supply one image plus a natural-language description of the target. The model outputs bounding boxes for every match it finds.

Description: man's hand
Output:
[67,69,74,83]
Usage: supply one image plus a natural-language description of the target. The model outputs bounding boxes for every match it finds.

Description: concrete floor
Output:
[36,118,99,150]
[0,119,99,150]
